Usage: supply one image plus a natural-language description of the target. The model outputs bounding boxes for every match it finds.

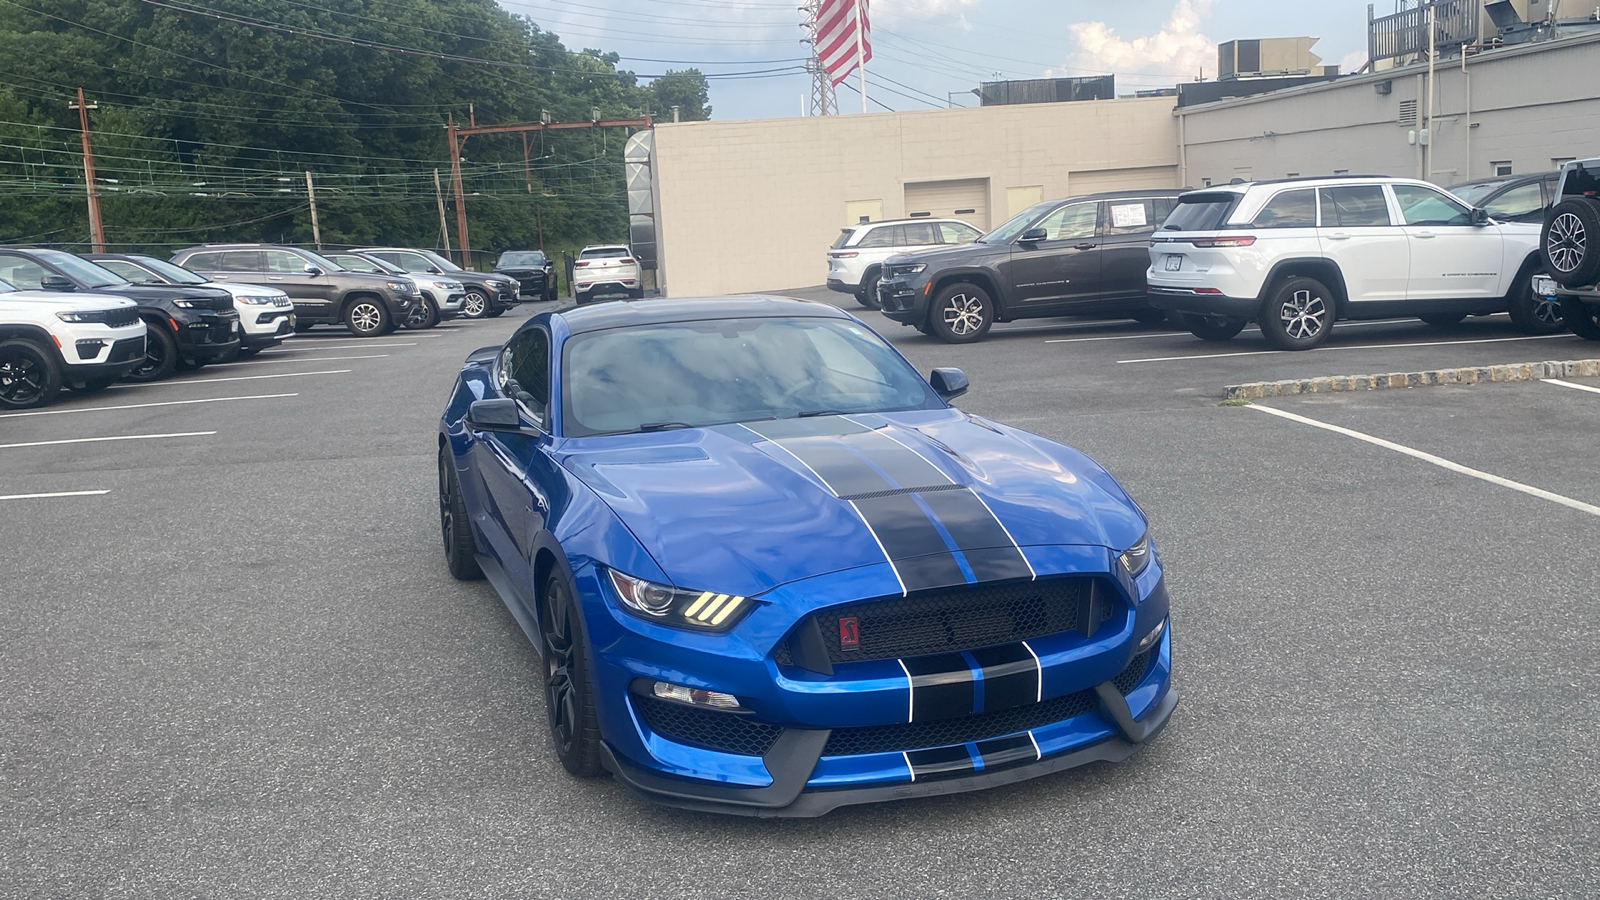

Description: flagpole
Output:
[856,0,866,113]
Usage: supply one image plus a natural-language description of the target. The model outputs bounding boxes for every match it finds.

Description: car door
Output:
[1007,200,1101,308]
[1389,183,1504,300]
[468,327,555,594]
[1481,180,1545,225]
[1316,184,1410,303]
[1095,197,1170,300]
[264,249,335,315]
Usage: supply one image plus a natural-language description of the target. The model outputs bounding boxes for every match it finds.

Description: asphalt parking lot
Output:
[4,292,1598,898]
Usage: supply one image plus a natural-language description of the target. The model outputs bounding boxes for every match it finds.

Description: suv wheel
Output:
[1259,276,1334,350]
[928,283,994,343]
[1179,312,1247,341]
[126,323,178,382]
[1506,268,1565,335]
[344,298,391,337]
[1562,297,1600,341]
[0,338,62,410]
[1542,198,1600,287]
[405,297,440,330]
[461,289,489,318]
[857,271,883,310]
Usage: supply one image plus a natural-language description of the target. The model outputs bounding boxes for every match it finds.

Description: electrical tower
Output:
[802,1,837,116]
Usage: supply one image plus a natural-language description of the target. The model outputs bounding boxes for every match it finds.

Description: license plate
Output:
[1532,274,1557,296]
[1164,255,1182,272]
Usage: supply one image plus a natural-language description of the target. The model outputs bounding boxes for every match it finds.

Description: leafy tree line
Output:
[0,0,711,263]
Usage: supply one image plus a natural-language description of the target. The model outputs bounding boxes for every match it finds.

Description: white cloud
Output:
[1338,49,1369,74]
[1065,0,1217,85]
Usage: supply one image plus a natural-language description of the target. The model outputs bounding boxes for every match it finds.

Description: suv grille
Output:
[633,694,783,757]
[776,577,1111,666]
[104,306,139,328]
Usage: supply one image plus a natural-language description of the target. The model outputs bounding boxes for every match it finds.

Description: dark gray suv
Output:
[171,244,416,337]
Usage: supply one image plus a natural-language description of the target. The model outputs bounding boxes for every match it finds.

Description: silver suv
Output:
[826,218,982,309]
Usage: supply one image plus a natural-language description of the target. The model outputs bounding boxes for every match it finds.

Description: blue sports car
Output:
[437,296,1175,816]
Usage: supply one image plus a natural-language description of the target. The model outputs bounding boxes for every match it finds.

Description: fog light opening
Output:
[651,681,742,710]
[1136,617,1167,653]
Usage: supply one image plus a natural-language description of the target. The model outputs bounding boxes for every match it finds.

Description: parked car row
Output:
[864,174,1569,348]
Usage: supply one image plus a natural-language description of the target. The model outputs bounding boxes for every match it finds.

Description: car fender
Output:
[928,268,1007,318]
[0,323,67,366]
[1259,257,1350,316]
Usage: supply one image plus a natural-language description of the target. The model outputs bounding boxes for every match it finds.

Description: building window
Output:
[1202,177,1213,187]
[1333,169,1349,176]
[1492,161,1513,177]
[1553,157,1576,170]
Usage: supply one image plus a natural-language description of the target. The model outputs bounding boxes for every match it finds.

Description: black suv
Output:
[0,247,238,382]
[877,189,1183,342]
[171,244,414,337]
[354,247,518,319]
[1449,171,1561,224]
[492,250,557,302]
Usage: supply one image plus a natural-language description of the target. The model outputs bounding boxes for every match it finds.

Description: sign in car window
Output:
[1110,203,1147,229]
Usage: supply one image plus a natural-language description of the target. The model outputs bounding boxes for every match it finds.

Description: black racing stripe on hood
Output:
[851,493,967,592]
[916,489,1033,582]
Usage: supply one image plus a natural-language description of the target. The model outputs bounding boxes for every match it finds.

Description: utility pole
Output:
[802,1,838,116]
[305,171,322,251]
[433,169,452,255]
[447,112,471,268]
[70,88,105,252]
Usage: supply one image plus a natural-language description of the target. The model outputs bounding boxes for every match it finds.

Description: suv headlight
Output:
[172,298,214,309]
[233,294,272,305]
[1119,532,1152,576]
[899,263,927,275]
[55,309,113,323]
[606,568,753,631]
[385,281,412,292]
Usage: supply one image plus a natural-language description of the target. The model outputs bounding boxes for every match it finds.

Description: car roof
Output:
[1447,172,1554,190]
[848,217,979,229]
[579,244,630,252]
[555,295,848,335]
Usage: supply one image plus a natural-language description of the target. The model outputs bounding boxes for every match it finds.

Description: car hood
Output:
[558,410,1143,598]
[885,241,999,268]
[0,291,137,312]
[211,281,287,300]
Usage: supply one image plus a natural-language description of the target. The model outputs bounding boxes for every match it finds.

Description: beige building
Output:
[649,97,1180,297]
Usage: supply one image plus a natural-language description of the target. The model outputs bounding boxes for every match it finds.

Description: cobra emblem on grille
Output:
[838,616,860,650]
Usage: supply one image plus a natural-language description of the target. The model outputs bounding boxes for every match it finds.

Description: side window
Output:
[220,251,265,272]
[1151,197,1177,222]
[856,227,899,248]
[1483,182,1544,223]
[1391,184,1472,226]
[1103,199,1157,235]
[96,260,153,283]
[181,252,221,271]
[939,223,981,244]
[1251,189,1317,228]
[265,251,307,274]
[900,222,938,246]
[0,255,45,289]
[1319,186,1391,227]
[1034,202,1099,241]
[499,329,551,425]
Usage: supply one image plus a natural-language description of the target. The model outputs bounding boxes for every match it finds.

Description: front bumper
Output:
[878,274,932,324]
[62,334,147,383]
[175,311,242,360]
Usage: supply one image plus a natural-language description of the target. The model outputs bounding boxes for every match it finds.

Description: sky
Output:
[495,0,1401,120]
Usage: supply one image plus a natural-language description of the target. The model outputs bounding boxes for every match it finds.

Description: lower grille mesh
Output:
[634,694,782,757]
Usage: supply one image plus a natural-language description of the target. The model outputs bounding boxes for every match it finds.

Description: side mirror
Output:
[39,274,76,292]
[929,367,969,401]
[427,266,443,275]
[304,264,324,276]
[1471,207,1490,226]
[466,398,523,430]
[1018,227,1048,244]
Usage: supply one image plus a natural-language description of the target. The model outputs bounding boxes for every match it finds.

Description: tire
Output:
[1417,312,1467,327]
[1506,266,1566,335]
[461,289,490,319]
[484,306,506,318]
[1258,276,1335,350]
[1562,296,1600,341]
[856,271,883,310]
[438,445,483,581]
[405,297,440,330]
[914,321,934,336]
[1542,197,1600,287]
[1128,308,1166,325]
[0,338,62,410]
[544,285,557,303]
[1179,312,1247,341]
[125,322,178,383]
[541,571,603,778]
[927,282,994,343]
[344,297,391,337]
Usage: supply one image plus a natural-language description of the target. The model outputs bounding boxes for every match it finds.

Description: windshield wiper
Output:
[797,409,850,418]
[637,421,695,432]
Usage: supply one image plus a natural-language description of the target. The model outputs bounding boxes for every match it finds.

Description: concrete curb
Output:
[1224,358,1600,400]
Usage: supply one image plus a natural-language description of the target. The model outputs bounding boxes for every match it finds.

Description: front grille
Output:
[1112,648,1153,696]
[777,577,1111,666]
[634,694,783,757]
[104,306,139,328]
[823,689,1097,757]
[107,336,145,363]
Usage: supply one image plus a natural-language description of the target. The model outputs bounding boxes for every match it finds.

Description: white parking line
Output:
[259,342,417,353]
[0,431,215,450]
[209,354,389,367]
[1044,332,1188,344]
[1545,378,1600,396]
[107,369,351,388]
[1118,333,1574,364]
[0,393,297,420]
[1248,404,1600,518]
[0,489,111,501]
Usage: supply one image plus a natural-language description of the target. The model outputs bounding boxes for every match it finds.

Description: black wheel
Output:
[344,297,392,337]
[541,571,603,778]
[405,297,440,330]
[461,289,490,319]
[484,306,506,318]
[0,338,62,410]
[72,376,116,394]
[1563,297,1600,341]
[1179,312,1247,341]
[544,285,557,303]
[1259,276,1335,350]
[1417,312,1467,327]
[126,322,178,382]
[856,271,883,310]
[438,445,482,581]
[1128,308,1166,325]
[1506,267,1565,335]
[1542,197,1600,287]
[928,282,994,343]
[914,321,934,336]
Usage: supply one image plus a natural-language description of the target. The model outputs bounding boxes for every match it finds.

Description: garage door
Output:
[1066,166,1179,196]
[904,178,990,230]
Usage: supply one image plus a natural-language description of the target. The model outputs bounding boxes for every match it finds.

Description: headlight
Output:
[1119,531,1152,576]
[385,281,413,293]
[55,309,114,323]
[606,568,753,631]
[172,298,214,308]
[901,263,927,274]
[233,294,272,305]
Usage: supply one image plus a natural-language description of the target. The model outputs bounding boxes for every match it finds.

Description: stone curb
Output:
[1224,358,1600,400]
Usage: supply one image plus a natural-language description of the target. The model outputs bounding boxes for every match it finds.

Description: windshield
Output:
[1448,182,1502,206]
[579,246,631,259]
[415,249,461,271]
[978,201,1058,244]
[35,250,127,288]
[562,317,942,437]
[335,254,403,275]
[129,255,209,285]
[498,251,546,267]
[0,278,14,292]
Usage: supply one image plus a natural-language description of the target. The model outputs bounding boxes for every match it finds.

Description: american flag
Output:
[816,0,871,86]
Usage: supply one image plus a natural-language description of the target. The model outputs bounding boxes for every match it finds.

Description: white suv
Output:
[0,279,147,408]
[573,245,642,303]
[1147,176,1550,350]
[826,218,983,309]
